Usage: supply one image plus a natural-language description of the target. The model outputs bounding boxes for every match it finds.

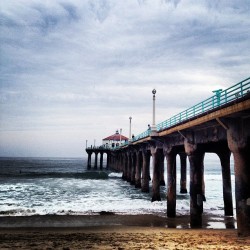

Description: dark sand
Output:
[0,213,236,229]
[0,214,249,249]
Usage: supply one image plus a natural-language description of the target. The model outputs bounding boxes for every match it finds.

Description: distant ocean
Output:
[0,156,236,227]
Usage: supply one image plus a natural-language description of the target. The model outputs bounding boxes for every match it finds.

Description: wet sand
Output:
[0,214,249,249]
[0,213,236,229]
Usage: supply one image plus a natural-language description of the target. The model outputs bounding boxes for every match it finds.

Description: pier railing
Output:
[132,77,250,142]
[86,145,111,150]
[90,77,250,150]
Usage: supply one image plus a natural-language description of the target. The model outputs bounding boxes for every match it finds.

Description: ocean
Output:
[0,156,236,228]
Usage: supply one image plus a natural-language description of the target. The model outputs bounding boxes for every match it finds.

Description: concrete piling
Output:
[184,139,205,228]
[135,151,142,188]
[165,149,177,218]
[151,147,162,202]
[217,149,233,216]
[227,118,250,236]
[179,152,188,194]
[141,149,150,193]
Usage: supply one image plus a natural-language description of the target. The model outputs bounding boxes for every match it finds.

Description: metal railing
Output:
[132,129,151,142]
[86,145,110,150]
[131,77,250,142]
[97,77,250,150]
[86,142,129,151]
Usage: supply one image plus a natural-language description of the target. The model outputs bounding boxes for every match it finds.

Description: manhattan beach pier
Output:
[86,77,250,236]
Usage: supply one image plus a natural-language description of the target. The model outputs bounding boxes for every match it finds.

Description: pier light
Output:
[151,89,157,131]
[120,128,122,144]
[129,117,132,142]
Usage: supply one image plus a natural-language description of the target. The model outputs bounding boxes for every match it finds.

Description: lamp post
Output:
[86,140,88,149]
[129,117,132,142]
[120,128,122,144]
[151,89,157,132]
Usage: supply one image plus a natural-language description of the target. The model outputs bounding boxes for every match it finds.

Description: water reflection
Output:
[164,215,236,229]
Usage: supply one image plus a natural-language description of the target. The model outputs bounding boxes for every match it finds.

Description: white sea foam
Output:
[0,157,236,219]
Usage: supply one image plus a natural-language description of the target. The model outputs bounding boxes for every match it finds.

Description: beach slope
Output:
[0,227,249,249]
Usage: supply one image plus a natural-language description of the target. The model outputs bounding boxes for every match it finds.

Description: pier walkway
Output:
[86,77,250,236]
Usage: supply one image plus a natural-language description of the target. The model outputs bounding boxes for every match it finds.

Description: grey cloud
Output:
[89,0,111,23]
[163,0,181,8]
[0,0,249,156]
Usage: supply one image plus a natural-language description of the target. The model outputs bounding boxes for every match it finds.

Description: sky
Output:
[0,0,250,157]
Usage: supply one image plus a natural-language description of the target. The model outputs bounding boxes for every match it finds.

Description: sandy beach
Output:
[0,215,249,249]
[0,227,249,250]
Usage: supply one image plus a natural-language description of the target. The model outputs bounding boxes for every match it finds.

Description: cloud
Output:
[0,0,249,156]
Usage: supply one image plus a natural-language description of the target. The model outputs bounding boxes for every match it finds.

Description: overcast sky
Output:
[0,0,249,157]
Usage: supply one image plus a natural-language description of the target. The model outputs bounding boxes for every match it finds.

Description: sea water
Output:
[0,156,236,224]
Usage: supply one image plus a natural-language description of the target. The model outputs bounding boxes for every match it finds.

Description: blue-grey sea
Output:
[0,156,236,228]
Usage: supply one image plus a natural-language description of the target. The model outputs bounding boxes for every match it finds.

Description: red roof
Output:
[103,132,128,141]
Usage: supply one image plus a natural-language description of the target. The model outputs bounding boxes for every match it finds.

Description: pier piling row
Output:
[86,86,250,236]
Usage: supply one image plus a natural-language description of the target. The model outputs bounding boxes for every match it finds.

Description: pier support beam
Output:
[107,153,110,169]
[87,153,92,170]
[160,155,165,186]
[100,152,103,170]
[141,148,150,193]
[116,154,121,171]
[122,153,128,181]
[135,151,142,188]
[94,152,98,169]
[179,152,188,193]
[131,152,136,185]
[227,119,250,236]
[217,149,233,216]
[151,147,164,202]
[109,155,113,170]
[185,139,205,228]
[127,152,132,183]
[165,147,177,217]
[117,154,120,171]
[120,154,123,172]
[113,155,117,169]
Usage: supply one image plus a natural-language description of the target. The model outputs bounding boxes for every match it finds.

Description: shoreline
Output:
[1,214,248,249]
[0,213,236,229]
